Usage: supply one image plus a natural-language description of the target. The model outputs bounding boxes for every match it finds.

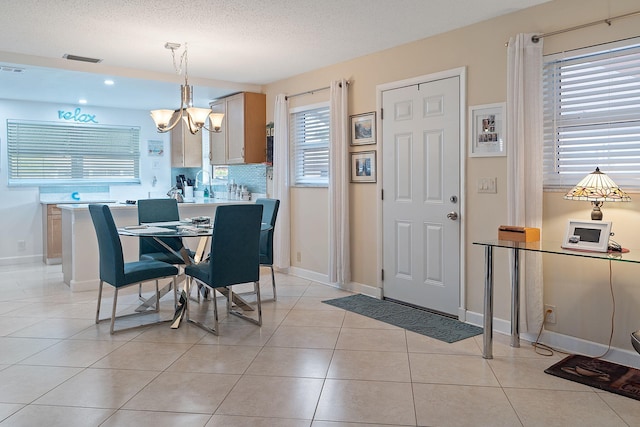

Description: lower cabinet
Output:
[43,204,62,264]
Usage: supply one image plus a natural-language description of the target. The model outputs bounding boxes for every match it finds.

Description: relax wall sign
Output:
[58,107,98,123]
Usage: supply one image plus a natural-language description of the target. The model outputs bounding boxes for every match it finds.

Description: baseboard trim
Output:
[288,266,328,285]
[287,267,382,299]
[0,254,42,266]
[464,309,640,369]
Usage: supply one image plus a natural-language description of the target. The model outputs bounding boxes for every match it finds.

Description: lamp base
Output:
[591,201,603,220]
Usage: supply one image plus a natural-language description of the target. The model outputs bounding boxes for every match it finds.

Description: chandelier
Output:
[150,42,224,134]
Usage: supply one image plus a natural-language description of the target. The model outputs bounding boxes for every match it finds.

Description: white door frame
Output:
[375,67,468,320]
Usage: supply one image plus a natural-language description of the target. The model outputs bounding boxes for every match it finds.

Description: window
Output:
[543,37,640,189]
[7,120,140,186]
[290,103,330,186]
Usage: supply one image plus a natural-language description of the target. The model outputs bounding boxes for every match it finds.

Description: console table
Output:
[472,240,638,359]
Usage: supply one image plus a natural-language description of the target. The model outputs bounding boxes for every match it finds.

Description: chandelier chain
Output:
[169,42,189,82]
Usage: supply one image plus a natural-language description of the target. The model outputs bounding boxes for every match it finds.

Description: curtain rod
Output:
[531,9,640,43]
[285,81,350,100]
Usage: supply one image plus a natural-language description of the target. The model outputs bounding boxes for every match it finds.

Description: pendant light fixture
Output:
[150,42,224,134]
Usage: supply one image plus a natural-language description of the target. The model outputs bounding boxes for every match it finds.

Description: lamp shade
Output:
[186,107,213,127]
[563,167,631,202]
[150,109,176,130]
[209,113,225,132]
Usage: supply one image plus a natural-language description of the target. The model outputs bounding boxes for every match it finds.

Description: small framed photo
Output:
[350,112,376,145]
[350,150,376,183]
[469,102,506,157]
[561,219,612,253]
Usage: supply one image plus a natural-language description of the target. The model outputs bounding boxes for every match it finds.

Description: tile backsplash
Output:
[228,164,268,194]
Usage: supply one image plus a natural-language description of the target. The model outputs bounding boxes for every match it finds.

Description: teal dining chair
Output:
[138,198,191,265]
[89,204,179,334]
[185,204,263,335]
[137,198,199,301]
[254,198,280,300]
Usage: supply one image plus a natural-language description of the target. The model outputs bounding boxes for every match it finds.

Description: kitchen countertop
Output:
[57,198,251,210]
[41,199,117,205]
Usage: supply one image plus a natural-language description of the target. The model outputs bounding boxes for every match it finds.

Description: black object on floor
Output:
[322,294,482,343]
[545,354,640,401]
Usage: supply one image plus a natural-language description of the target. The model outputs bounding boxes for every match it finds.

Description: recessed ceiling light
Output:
[104,79,114,85]
[78,99,87,104]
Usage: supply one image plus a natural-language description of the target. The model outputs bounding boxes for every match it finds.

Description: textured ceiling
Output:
[0,0,550,110]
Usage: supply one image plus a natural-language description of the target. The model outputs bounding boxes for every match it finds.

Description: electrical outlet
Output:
[17,240,26,251]
[296,251,302,262]
[544,304,556,324]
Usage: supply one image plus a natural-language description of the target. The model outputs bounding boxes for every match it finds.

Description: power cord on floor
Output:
[592,260,615,359]
[532,259,616,359]
[532,309,569,356]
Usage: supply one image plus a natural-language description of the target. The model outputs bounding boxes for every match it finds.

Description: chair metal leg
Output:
[173,278,178,307]
[96,280,104,324]
[96,277,178,334]
[228,281,262,326]
[186,278,220,335]
[154,280,160,313]
[110,288,119,334]
[270,266,277,301]
[237,265,276,302]
[185,277,192,322]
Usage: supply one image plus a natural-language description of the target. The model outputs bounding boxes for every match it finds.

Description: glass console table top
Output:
[473,240,640,264]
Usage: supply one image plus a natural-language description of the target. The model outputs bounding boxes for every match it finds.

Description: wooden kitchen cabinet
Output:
[170,111,203,167]
[209,92,266,165]
[43,204,62,264]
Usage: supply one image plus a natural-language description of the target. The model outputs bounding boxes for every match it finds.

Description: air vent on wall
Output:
[63,54,103,63]
[0,66,25,73]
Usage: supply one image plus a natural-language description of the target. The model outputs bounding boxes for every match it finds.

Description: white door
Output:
[382,76,460,316]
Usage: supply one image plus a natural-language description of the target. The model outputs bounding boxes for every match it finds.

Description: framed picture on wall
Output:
[350,150,376,183]
[469,102,506,157]
[350,112,376,145]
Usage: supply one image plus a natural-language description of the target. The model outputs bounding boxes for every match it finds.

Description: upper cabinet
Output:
[170,111,203,167]
[209,92,266,165]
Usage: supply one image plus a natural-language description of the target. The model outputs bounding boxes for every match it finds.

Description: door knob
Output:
[446,211,458,220]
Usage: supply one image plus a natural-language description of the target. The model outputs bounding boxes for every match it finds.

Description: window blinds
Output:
[7,120,140,185]
[543,37,640,189]
[290,105,330,186]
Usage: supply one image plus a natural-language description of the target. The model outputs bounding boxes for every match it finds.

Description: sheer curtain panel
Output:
[507,33,544,333]
[328,79,350,285]
[273,94,291,271]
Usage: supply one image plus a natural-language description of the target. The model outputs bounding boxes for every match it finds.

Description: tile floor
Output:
[0,262,639,426]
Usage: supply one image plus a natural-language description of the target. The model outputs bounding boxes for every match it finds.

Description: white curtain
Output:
[272,94,291,271]
[506,34,544,333]
[328,79,350,285]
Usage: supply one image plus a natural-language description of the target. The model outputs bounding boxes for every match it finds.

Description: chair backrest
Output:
[138,198,180,223]
[254,198,280,264]
[89,204,125,285]
[137,198,183,254]
[209,204,263,287]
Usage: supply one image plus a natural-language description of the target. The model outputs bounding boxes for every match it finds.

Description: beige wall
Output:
[264,0,640,352]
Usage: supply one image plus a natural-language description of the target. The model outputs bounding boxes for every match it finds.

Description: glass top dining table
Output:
[118,220,272,328]
[118,221,272,238]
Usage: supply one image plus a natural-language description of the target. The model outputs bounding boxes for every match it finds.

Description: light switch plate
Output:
[478,177,497,193]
